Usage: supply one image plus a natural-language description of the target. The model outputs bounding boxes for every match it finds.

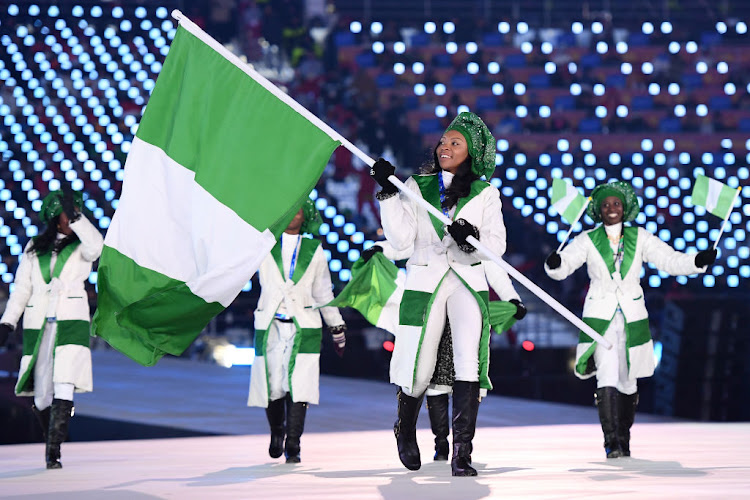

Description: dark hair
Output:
[27,215,80,255]
[420,148,478,209]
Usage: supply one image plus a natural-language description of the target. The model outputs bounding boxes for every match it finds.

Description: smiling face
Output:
[436,130,470,175]
[600,195,624,226]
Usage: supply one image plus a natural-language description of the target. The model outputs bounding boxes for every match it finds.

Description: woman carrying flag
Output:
[0,190,103,469]
[248,199,347,464]
[544,180,716,459]
[369,111,506,476]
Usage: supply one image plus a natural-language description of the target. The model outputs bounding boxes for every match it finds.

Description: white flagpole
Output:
[170,11,611,349]
[387,176,612,349]
[556,197,591,253]
[712,186,742,250]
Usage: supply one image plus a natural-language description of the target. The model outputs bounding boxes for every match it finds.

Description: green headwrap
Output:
[444,111,496,179]
[587,181,640,223]
[300,198,322,235]
[39,190,83,223]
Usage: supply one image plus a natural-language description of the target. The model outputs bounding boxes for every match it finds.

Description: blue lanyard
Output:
[281,234,302,280]
[438,171,451,219]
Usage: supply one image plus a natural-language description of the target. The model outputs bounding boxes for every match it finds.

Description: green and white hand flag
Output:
[551,178,588,225]
[691,174,742,250]
[691,175,740,219]
[92,20,339,366]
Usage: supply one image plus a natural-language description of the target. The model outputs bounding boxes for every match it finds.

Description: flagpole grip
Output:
[387,175,613,349]
[556,197,591,253]
[712,186,742,250]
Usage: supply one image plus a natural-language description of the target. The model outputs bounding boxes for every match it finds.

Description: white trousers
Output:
[406,271,482,397]
[34,321,74,410]
[594,311,638,395]
[265,320,297,402]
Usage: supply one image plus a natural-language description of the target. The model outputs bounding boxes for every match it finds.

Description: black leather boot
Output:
[451,381,480,476]
[595,387,623,458]
[426,394,450,461]
[265,397,286,458]
[617,391,638,457]
[284,394,307,464]
[32,404,51,441]
[46,399,74,469]
[393,389,424,471]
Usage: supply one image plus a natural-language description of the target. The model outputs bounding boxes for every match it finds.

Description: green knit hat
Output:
[39,190,83,223]
[300,198,322,235]
[444,111,496,179]
[587,181,640,223]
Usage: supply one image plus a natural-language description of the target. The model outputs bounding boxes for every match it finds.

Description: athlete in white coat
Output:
[370,112,505,476]
[0,190,103,468]
[248,200,346,463]
[544,181,715,458]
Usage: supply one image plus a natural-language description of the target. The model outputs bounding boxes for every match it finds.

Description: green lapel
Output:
[412,174,492,240]
[413,174,444,239]
[620,226,638,278]
[455,180,491,218]
[37,241,81,284]
[271,236,321,284]
[588,226,616,276]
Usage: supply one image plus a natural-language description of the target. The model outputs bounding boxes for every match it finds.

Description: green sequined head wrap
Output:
[587,181,640,223]
[300,198,322,235]
[39,190,83,223]
[444,111,496,179]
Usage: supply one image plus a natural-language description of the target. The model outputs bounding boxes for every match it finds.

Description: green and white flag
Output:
[326,253,404,334]
[92,23,339,366]
[550,178,587,224]
[691,175,739,219]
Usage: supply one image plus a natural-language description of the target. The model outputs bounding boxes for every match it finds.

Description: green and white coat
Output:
[248,236,344,407]
[0,216,104,396]
[379,173,506,396]
[545,224,705,380]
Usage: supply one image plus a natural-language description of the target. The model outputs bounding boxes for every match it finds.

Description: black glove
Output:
[546,252,561,269]
[0,323,13,347]
[362,245,383,263]
[695,249,717,268]
[370,158,397,194]
[329,324,346,358]
[61,192,80,222]
[509,299,527,320]
[447,218,479,253]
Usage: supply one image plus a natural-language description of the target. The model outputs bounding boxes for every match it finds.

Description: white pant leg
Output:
[594,312,638,395]
[446,273,482,383]
[265,320,296,401]
[54,383,75,402]
[33,321,57,410]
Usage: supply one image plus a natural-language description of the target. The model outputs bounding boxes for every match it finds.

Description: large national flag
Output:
[691,175,739,219]
[92,23,340,366]
[328,254,518,335]
[550,178,588,224]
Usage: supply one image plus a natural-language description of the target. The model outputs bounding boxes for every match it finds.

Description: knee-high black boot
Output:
[46,399,74,469]
[265,398,286,458]
[393,389,424,471]
[451,381,480,476]
[595,387,623,459]
[617,391,638,457]
[426,394,450,461]
[32,404,51,441]
[284,394,307,464]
